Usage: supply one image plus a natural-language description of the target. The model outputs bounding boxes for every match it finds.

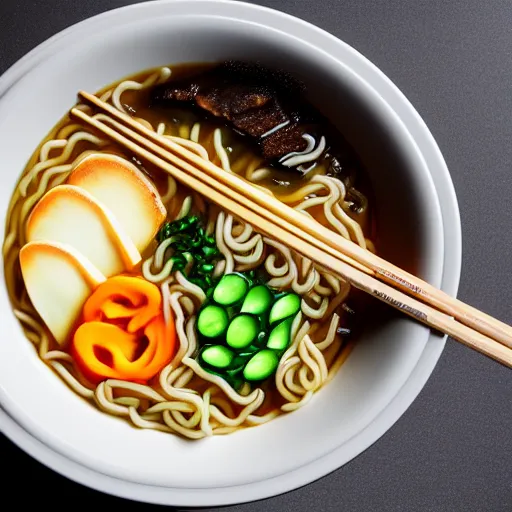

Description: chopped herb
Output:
[156,215,221,290]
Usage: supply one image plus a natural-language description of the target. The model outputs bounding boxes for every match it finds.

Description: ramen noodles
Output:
[3,62,376,439]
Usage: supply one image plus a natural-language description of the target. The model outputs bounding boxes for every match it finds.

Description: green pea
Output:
[267,316,294,351]
[241,285,273,315]
[226,314,258,349]
[243,350,279,381]
[197,305,229,338]
[269,294,301,325]
[213,274,248,305]
[201,345,234,369]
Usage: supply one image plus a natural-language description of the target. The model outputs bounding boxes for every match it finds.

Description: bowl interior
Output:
[0,12,444,489]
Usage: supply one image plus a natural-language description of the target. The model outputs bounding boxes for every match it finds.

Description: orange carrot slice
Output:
[72,275,176,384]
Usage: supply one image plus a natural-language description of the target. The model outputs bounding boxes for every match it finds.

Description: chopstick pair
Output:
[71,93,512,368]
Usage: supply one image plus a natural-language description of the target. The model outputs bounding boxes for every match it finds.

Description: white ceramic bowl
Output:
[0,0,461,507]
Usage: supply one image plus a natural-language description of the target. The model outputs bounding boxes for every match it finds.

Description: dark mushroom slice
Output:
[150,60,366,180]
[231,100,288,138]
[149,61,324,170]
[196,84,273,119]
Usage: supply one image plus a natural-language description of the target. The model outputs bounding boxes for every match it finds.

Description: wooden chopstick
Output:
[79,91,512,351]
[70,104,512,368]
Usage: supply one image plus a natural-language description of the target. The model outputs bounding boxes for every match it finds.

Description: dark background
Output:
[0,1,511,511]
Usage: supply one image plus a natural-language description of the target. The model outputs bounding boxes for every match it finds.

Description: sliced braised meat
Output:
[231,101,288,138]
[196,85,273,118]
[260,124,309,160]
[150,61,361,176]
[152,80,199,103]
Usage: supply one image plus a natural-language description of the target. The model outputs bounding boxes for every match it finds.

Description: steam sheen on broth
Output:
[3,63,376,439]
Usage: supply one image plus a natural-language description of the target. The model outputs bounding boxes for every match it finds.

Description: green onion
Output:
[155,214,222,290]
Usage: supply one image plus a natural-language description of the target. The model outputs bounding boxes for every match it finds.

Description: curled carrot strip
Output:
[71,276,176,384]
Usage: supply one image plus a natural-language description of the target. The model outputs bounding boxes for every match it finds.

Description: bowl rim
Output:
[0,0,462,507]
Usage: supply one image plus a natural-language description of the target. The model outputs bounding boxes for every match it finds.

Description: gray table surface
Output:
[1,1,511,510]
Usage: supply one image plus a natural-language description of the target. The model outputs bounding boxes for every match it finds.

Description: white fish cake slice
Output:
[19,240,106,346]
[68,153,166,253]
[26,184,141,277]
